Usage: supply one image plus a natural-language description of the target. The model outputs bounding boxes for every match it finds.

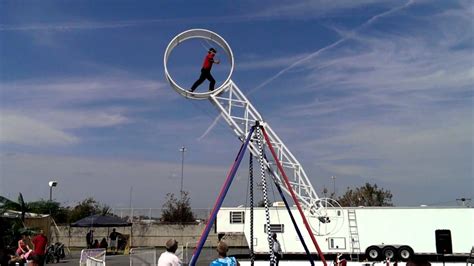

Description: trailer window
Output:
[230,211,245,224]
[328,237,346,250]
[264,224,284,233]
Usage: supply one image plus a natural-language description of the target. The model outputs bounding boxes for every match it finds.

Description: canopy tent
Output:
[70,215,133,250]
[70,215,132,227]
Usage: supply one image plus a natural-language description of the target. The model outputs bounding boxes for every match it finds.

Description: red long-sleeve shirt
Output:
[202,53,215,70]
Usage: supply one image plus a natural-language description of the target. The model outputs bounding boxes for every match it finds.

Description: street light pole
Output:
[48,181,58,216]
[331,176,336,198]
[48,181,58,201]
[179,146,187,195]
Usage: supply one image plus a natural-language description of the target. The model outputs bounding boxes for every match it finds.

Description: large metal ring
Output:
[163,29,234,100]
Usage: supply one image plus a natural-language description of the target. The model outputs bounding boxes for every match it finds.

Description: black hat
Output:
[209,48,217,53]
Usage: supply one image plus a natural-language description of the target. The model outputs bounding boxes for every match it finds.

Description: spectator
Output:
[335,253,347,266]
[31,230,47,266]
[99,238,108,249]
[16,234,30,257]
[210,241,239,266]
[109,228,119,254]
[86,230,94,248]
[272,233,282,266]
[158,239,181,266]
[93,240,100,248]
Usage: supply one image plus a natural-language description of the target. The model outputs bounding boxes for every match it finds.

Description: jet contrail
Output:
[200,0,415,138]
[198,113,222,141]
[248,0,415,95]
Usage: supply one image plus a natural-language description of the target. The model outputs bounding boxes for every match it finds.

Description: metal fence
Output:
[80,248,106,266]
[86,256,106,266]
[130,247,157,266]
[110,208,212,222]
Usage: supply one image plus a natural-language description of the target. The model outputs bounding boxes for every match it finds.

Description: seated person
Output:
[99,238,108,249]
[16,234,29,256]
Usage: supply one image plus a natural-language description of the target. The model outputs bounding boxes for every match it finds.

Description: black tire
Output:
[45,254,51,264]
[366,246,381,261]
[397,246,414,261]
[382,246,397,260]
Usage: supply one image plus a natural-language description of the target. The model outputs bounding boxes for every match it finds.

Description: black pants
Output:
[37,254,45,266]
[24,254,44,266]
[190,68,215,92]
[271,253,281,266]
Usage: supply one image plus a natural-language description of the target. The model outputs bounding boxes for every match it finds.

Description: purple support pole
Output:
[189,126,255,266]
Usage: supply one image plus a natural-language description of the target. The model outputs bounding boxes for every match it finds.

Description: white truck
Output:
[216,206,473,261]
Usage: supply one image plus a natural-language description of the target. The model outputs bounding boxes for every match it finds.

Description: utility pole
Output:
[179,146,187,196]
[331,176,336,198]
[129,186,133,222]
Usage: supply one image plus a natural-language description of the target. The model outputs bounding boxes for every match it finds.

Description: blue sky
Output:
[0,0,472,210]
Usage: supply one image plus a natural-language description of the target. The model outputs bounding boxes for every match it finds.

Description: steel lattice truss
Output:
[210,81,322,215]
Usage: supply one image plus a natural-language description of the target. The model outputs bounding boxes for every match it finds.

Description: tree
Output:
[0,193,29,223]
[0,194,32,249]
[336,183,393,207]
[161,191,195,223]
[28,200,69,223]
[68,198,104,223]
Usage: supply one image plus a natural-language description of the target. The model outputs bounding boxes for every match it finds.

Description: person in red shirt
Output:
[189,48,220,92]
[32,230,48,266]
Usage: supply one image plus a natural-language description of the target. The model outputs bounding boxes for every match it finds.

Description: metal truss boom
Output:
[210,81,322,214]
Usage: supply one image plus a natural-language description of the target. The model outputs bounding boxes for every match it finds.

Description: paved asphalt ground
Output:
[53,251,131,266]
[55,249,216,266]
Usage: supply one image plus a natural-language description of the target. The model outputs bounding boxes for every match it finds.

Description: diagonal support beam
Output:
[261,126,327,266]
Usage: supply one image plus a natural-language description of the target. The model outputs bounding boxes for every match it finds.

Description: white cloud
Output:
[282,107,473,187]
[0,114,78,146]
[1,76,169,105]
[0,18,178,32]
[248,0,401,20]
[0,153,247,208]
[0,74,175,147]
[31,110,129,129]
[238,53,312,70]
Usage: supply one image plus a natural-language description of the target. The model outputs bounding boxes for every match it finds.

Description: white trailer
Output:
[216,206,473,261]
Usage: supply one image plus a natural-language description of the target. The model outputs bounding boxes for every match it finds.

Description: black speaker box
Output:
[435,229,452,254]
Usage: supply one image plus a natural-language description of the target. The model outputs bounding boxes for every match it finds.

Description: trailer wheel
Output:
[397,246,414,261]
[366,246,381,260]
[382,246,397,260]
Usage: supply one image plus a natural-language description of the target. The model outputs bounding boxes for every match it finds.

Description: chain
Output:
[249,153,255,266]
[256,125,276,265]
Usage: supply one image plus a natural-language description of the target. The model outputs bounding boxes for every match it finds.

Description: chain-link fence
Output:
[110,208,212,223]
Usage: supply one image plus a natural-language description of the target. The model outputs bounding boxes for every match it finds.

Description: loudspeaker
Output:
[435,229,452,254]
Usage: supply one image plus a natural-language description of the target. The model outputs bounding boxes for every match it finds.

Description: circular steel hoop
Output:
[163,29,234,100]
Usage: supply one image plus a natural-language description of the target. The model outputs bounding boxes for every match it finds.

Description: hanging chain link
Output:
[256,125,276,265]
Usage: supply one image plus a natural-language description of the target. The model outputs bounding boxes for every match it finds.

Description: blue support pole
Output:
[266,160,315,265]
[189,126,255,266]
